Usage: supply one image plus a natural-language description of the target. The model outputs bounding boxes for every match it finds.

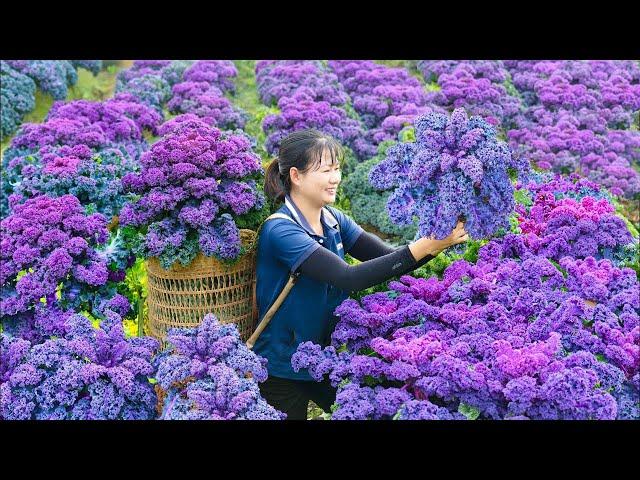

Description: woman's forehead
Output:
[319,148,340,165]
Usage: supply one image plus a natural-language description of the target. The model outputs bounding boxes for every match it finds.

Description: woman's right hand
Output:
[426,221,469,256]
[443,221,469,248]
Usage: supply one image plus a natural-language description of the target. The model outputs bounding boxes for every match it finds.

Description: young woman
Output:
[254,129,469,420]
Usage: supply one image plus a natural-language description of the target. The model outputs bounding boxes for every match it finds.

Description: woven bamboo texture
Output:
[146,229,257,348]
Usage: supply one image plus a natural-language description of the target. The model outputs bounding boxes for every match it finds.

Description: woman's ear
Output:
[289,166,301,186]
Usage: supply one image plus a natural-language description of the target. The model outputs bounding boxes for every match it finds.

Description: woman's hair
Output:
[264,129,343,202]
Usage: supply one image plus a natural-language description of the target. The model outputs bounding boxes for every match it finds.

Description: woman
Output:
[255,129,469,420]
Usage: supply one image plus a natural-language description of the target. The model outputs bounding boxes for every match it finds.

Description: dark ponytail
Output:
[264,157,289,203]
[263,129,343,203]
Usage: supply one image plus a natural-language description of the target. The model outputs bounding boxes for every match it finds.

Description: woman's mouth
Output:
[326,188,336,195]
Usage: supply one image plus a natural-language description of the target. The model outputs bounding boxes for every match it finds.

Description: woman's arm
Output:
[298,222,468,292]
[298,245,421,292]
[348,231,434,275]
[348,231,395,260]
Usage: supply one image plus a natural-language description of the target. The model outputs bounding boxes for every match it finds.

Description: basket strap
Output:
[264,212,297,227]
[247,270,300,350]
[247,213,302,349]
[251,212,297,323]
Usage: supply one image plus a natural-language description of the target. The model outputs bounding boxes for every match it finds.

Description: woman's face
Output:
[291,149,341,207]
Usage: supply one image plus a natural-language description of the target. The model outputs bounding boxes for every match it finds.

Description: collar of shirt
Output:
[283,194,339,239]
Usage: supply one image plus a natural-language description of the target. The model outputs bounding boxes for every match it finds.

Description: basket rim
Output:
[147,229,257,274]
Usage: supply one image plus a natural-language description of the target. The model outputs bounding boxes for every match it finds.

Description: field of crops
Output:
[1,60,638,420]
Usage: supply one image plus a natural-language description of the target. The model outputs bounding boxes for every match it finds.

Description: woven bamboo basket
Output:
[146,229,257,348]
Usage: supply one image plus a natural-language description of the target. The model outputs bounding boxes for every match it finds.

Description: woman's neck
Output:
[289,190,322,230]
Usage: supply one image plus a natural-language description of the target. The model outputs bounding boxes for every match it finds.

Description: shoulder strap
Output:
[266,212,297,223]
